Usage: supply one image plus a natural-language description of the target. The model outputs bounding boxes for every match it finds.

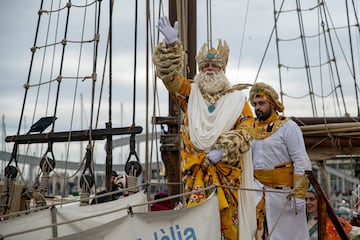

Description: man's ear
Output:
[270,103,276,112]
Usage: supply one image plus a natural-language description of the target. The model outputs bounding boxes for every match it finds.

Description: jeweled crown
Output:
[196,39,229,72]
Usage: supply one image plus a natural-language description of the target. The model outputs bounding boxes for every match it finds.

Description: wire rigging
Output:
[254,0,285,83]
[131,0,138,127]
[345,0,360,116]
[295,0,317,116]
[236,0,250,78]
[320,2,348,116]
[269,0,358,118]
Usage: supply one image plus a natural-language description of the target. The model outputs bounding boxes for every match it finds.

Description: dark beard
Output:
[256,108,272,121]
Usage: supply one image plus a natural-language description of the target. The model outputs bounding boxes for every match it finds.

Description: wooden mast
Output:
[153,1,197,197]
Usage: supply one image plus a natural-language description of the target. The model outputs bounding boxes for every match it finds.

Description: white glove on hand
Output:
[294,197,306,214]
[157,16,178,45]
[206,149,223,164]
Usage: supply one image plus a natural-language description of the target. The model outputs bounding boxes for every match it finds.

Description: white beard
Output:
[194,71,231,95]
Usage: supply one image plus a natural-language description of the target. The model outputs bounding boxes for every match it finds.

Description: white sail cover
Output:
[55,192,220,240]
[0,191,148,240]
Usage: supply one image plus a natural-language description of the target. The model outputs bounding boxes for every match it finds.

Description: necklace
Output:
[203,94,220,113]
[208,105,216,113]
[253,113,288,139]
[202,85,249,113]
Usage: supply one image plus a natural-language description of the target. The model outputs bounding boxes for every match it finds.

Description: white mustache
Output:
[204,71,216,76]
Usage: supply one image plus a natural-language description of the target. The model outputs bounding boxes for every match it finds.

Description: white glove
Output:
[293,197,306,214]
[206,149,223,164]
[157,16,178,45]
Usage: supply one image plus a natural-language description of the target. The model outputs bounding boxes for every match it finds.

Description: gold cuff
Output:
[163,74,184,92]
[293,174,309,199]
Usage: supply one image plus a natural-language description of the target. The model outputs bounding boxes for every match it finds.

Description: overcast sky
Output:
[1,0,360,165]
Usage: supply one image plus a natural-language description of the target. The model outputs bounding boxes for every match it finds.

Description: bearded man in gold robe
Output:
[153,17,257,239]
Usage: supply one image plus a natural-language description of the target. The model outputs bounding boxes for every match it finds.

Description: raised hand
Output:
[157,16,178,45]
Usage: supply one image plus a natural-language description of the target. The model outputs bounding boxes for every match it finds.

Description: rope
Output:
[273,0,360,117]
[5,0,47,175]
[320,2,347,116]
[295,0,317,116]
[131,0,138,126]
[150,0,167,196]
[127,176,138,193]
[1,183,295,239]
[254,0,285,84]
[14,0,82,203]
[80,192,90,206]
[236,0,250,78]
[345,0,360,116]
[62,0,98,199]
[0,178,15,214]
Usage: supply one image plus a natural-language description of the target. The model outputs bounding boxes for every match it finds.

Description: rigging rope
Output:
[254,0,285,83]
[270,0,358,117]
[320,2,347,116]
[236,0,250,77]
[295,0,317,116]
[345,0,360,116]
[131,0,138,127]
[0,184,294,238]
[6,0,108,205]
[149,0,170,194]
[63,0,92,199]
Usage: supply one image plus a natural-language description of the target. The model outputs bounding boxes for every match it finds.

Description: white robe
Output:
[252,120,312,240]
[188,83,257,239]
[187,82,245,153]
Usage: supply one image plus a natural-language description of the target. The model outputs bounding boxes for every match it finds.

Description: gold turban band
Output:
[249,82,284,112]
[196,39,229,72]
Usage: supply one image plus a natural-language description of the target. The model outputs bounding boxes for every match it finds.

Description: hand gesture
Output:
[157,16,178,45]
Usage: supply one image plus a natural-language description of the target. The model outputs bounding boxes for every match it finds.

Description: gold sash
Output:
[254,161,293,188]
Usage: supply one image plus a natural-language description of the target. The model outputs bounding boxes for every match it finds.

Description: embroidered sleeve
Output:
[214,128,252,164]
[235,101,255,136]
[153,41,185,91]
[170,76,191,112]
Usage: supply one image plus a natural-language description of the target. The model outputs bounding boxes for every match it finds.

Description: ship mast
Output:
[153,1,197,197]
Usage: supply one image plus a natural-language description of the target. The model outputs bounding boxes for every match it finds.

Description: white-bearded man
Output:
[153,16,257,239]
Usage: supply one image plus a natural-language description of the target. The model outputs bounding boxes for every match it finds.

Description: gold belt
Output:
[254,161,293,188]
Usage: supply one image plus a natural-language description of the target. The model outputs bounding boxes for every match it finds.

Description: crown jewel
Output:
[196,39,229,72]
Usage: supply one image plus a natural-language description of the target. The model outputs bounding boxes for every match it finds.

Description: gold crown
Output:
[196,39,229,72]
